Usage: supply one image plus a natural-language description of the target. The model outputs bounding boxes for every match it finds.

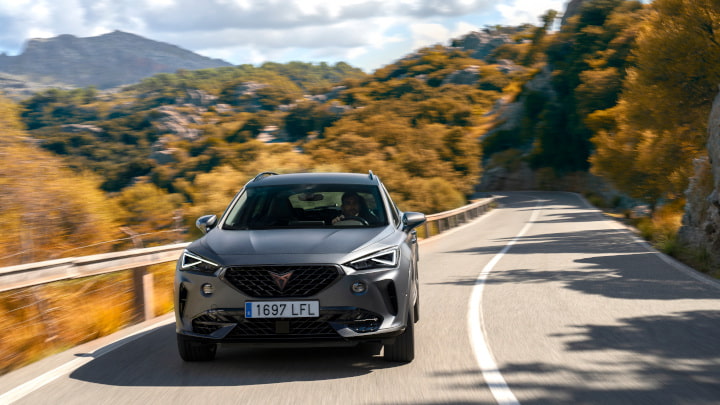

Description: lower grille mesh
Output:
[229,318,339,339]
[190,308,383,340]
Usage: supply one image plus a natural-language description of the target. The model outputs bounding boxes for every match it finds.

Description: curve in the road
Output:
[467,198,541,405]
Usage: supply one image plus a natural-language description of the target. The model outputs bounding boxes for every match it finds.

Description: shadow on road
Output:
[432,254,719,301]
[501,309,720,404]
[70,324,398,387]
[436,202,719,301]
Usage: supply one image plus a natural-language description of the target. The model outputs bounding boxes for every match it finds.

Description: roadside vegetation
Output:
[0,263,174,375]
[481,0,720,274]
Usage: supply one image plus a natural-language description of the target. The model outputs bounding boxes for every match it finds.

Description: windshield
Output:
[222,184,388,229]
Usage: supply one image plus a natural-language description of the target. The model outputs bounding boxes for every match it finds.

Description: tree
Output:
[284,101,340,141]
[591,0,720,205]
[507,0,645,174]
[112,183,185,245]
[523,9,559,66]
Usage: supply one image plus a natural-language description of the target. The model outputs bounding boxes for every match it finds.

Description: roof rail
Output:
[252,172,278,182]
[368,170,374,180]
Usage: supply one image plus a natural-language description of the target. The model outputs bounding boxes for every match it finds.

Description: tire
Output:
[177,334,217,362]
[384,310,415,363]
[413,283,420,323]
[413,299,420,323]
[413,257,420,323]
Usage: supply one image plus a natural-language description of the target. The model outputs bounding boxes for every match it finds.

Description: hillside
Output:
[3,39,525,264]
[0,31,231,90]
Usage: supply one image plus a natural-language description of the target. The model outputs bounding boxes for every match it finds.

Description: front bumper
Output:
[174,263,412,345]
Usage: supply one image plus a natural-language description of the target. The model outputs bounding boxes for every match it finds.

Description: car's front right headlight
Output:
[180,250,221,274]
[346,247,399,270]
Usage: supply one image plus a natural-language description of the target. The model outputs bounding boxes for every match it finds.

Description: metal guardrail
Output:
[0,197,495,296]
[0,243,189,293]
[421,197,494,238]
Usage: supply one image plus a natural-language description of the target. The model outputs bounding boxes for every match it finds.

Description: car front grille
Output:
[228,318,339,339]
[190,308,383,340]
[222,265,342,298]
[192,316,226,335]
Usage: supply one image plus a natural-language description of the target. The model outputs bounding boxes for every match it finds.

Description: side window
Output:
[380,183,400,227]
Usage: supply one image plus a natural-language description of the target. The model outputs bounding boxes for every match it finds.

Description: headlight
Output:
[347,247,399,270]
[180,250,221,274]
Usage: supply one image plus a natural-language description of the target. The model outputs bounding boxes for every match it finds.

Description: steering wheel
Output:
[334,215,369,226]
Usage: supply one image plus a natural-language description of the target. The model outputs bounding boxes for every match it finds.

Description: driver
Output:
[332,192,367,224]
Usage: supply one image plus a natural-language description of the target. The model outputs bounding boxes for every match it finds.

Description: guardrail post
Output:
[132,268,156,321]
[143,273,154,320]
[122,227,155,321]
[132,267,147,321]
[32,286,58,342]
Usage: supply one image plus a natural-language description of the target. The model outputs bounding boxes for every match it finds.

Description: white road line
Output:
[0,317,174,405]
[468,200,542,405]
[0,358,85,405]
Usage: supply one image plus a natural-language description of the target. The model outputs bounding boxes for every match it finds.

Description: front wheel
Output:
[177,334,217,362]
[384,310,415,362]
[414,282,420,323]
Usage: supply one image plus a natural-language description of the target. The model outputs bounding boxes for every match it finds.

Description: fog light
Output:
[351,281,367,294]
[201,283,214,296]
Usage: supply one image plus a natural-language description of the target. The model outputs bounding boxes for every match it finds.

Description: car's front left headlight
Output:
[346,247,399,270]
[180,250,222,274]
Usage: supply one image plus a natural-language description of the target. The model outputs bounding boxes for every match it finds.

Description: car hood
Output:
[189,226,395,265]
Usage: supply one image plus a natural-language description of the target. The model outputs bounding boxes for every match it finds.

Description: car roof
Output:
[246,172,380,188]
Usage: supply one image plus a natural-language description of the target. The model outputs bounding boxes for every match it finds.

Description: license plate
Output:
[245,301,319,318]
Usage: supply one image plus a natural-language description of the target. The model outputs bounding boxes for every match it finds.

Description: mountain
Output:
[0,31,232,90]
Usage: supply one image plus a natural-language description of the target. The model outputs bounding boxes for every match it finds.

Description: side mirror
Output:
[196,214,217,234]
[402,212,426,231]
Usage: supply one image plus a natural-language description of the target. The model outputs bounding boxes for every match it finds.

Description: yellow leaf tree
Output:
[591,0,720,206]
[0,97,122,263]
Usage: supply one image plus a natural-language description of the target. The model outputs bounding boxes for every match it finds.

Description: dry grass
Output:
[612,201,718,278]
[0,262,175,376]
[631,202,684,256]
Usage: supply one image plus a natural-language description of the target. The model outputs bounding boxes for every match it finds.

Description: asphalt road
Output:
[2,191,719,404]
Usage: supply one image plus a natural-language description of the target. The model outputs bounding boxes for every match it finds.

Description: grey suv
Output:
[174,171,426,362]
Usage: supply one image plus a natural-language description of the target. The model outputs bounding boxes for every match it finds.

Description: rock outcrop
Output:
[152,106,203,140]
[561,0,588,27]
[482,65,555,139]
[442,65,480,85]
[678,90,720,266]
[451,28,517,60]
[0,31,231,89]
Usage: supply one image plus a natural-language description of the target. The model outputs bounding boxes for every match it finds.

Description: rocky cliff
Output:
[451,28,516,60]
[678,90,720,268]
[0,31,231,89]
[561,0,588,27]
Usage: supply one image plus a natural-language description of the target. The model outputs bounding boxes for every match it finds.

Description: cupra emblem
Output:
[269,271,294,291]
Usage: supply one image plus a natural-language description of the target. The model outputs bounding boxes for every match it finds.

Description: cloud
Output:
[159,16,400,53]
[399,0,497,18]
[410,23,450,49]
[495,0,565,26]
[0,0,565,71]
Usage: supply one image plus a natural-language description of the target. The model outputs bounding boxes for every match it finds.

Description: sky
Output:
[0,0,568,73]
